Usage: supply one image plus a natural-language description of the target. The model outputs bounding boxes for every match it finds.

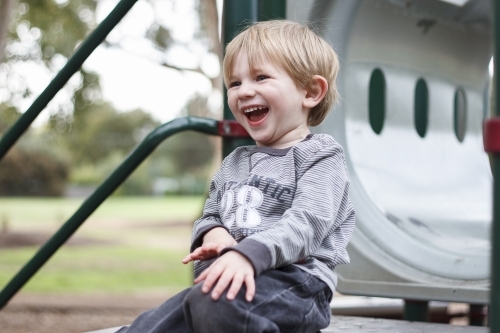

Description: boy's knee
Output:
[184,283,280,333]
[184,283,211,314]
[184,284,221,331]
[183,283,245,332]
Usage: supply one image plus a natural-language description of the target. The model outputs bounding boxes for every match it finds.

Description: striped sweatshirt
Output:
[190,133,355,293]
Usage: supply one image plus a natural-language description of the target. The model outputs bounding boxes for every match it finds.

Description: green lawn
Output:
[0,246,192,295]
[0,196,205,230]
[0,196,205,296]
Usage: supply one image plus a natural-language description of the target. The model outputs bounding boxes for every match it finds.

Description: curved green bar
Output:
[0,116,218,310]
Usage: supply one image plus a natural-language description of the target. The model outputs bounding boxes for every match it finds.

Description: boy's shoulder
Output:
[303,133,338,148]
[293,133,344,156]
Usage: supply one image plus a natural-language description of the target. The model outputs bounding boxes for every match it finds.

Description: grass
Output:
[0,196,206,230]
[0,196,205,296]
[0,246,192,295]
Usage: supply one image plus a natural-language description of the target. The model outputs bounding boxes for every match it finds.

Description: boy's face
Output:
[227,51,311,148]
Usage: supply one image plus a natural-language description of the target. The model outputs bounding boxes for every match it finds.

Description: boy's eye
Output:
[229,81,241,88]
[257,75,268,81]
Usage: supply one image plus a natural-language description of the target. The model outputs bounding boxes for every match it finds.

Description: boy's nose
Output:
[238,82,256,99]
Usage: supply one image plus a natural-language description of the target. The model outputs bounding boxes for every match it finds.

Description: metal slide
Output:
[288,0,492,303]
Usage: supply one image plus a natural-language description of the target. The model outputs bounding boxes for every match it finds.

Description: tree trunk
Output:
[199,0,223,169]
[0,0,16,64]
[201,0,223,93]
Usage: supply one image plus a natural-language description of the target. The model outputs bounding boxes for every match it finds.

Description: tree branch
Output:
[102,40,207,74]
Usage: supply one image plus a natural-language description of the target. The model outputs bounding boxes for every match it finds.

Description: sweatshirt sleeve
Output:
[190,161,229,253]
[221,142,351,275]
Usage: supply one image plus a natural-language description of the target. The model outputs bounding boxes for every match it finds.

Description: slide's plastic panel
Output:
[287,0,492,303]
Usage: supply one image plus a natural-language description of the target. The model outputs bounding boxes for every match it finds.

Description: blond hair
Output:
[223,20,339,126]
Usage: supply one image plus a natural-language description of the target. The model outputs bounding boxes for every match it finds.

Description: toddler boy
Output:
[117,19,355,333]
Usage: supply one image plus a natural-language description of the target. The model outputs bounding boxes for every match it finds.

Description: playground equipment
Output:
[0,0,499,331]
[294,0,493,304]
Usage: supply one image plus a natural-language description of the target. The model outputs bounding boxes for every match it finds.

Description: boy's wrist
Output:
[219,239,272,276]
[191,225,230,252]
[203,226,233,244]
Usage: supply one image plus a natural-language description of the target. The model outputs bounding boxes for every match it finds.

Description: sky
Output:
[1,0,224,125]
[83,0,224,123]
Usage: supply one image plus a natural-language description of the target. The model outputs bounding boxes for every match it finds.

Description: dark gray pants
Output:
[116,265,332,333]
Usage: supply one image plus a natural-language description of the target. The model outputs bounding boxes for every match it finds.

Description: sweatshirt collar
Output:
[250,134,313,156]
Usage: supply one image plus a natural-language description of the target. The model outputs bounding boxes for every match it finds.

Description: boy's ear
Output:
[303,75,328,109]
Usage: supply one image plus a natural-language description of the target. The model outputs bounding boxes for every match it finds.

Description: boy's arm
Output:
[186,158,237,264]
[221,143,354,276]
[190,162,229,252]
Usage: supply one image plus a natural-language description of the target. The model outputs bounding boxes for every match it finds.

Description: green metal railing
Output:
[0,0,140,309]
[0,116,221,309]
[0,0,285,310]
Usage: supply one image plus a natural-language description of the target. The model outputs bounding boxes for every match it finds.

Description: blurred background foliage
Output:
[0,0,220,197]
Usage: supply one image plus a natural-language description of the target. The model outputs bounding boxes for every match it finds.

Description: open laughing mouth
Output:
[244,106,269,123]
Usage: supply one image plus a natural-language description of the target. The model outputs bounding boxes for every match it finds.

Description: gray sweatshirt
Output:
[191,133,355,293]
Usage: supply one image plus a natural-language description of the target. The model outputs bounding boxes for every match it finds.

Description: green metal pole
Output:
[221,0,257,158]
[403,300,429,322]
[0,117,218,310]
[221,0,286,158]
[0,0,139,162]
[257,0,286,21]
[490,2,500,331]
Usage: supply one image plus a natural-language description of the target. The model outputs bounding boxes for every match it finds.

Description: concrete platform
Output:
[85,315,489,333]
[323,316,488,332]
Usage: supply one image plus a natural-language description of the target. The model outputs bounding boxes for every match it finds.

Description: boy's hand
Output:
[182,227,236,264]
[181,242,231,263]
[194,251,255,302]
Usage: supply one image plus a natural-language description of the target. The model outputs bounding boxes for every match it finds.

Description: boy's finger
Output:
[201,243,219,255]
[226,273,244,300]
[211,269,234,300]
[182,252,196,263]
[182,248,205,263]
[183,246,204,263]
[189,250,205,261]
[201,264,224,293]
[244,275,256,302]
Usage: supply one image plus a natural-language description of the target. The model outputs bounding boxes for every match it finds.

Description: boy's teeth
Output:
[244,107,264,113]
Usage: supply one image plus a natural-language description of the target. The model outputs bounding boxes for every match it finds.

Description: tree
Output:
[0,102,20,134]
[160,94,216,174]
[0,0,107,196]
[0,0,15,64]
[50,102,159,165]
[0,0,102,124]
[0,103,69,196]
[0,0,223,195]
[141,0,222,92]
[0,144,68,196]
